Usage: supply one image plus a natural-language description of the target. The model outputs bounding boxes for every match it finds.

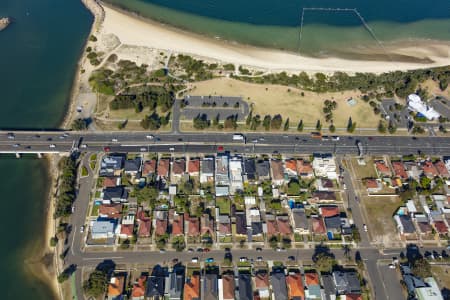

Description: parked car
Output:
[187,248,194,253]
[239,257,247,262]
[159,249,166,253]
[256,247,262,252]
[205,258,214,263]
[191,257,198,263]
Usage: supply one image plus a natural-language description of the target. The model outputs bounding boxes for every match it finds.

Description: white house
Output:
[229,157,243,194]
[312,154,337,179]
[91,220,116,239]
[407,94,440,120]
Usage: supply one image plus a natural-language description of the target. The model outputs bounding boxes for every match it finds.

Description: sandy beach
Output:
[101,4,450,74]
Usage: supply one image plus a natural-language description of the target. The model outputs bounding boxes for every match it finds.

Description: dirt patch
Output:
[361,196,403,246]
[188,77,380,128]
[431,265,450,290]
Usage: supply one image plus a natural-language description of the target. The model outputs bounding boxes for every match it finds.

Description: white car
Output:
[388,264,395,269]
[239,257,247,262]
[80,144,87,149]
[191,257,198,263]
[111,138,118,142]
[140,148,146,152]
[49,144,56,148]
[80,225,85,233]
[363,224,368,232]
[146,135,154,139]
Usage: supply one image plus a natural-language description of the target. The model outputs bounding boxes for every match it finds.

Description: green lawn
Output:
[90,161,96,170]
[94,190,101,198]
[216,197,231,215]
[81,166,88,177]
[91,204,99,216]
[90,154,97,161]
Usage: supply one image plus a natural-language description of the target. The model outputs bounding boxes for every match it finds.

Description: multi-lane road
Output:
[1,130,450,155]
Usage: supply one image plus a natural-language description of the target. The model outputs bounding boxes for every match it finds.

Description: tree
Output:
[388,120,397,134]
[329,124,336,133]
[193,113,210,129]
[284,118,290,131]
[172,236,186,252]
[263,115,271,130]
[411,258,432,278]
[246,110,253,126]
[269,235,279,249]
[213,113,220,126]
[347,117,356,133]
[287,179,300,195]
[297,119,304,132]
[83,270,107,297]
[420,176,431,190]
[378,120,386,133]
[270,114,283,130]
[224,115,238,129]
[316,120,322,131]
[71,118,88,130]
[314,253,336,273]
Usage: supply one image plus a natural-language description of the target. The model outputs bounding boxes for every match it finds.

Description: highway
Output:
[1,130,450,155]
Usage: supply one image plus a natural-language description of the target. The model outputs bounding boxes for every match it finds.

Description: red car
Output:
[103,146,111,152]
[217,146,224,152]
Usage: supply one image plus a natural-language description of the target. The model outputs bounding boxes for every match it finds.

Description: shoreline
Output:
[100,2,450,73]
[24,155,61,300]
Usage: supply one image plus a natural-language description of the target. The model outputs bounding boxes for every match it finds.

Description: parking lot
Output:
[181,95,250,121]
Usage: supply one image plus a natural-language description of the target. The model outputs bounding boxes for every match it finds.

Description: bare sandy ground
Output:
[101,4,450,74]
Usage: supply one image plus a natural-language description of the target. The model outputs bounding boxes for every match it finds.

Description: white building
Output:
[229,157,243,194]
[91,220,116,239]
[312,154,337,179]
[407,94,440,120]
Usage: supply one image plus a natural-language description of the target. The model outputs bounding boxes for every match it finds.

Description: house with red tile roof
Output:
[103,177,119,188]
[254,272,270,299]
[220,274,235,300]
[422,161,438,177]
[157,158,170,178]
[435,160,450,177]
[217,215,231,237]
[319,206,340,218]
[99,204,123,219]
[119,223,134,239]
[365,179,382,193]
[172,159,186,178]
[304,271,321,299]
[346,294,363,300]
[311,216,326,234]
[305,272,320,286]
[391,161,408,180]
[434,221,449,235]
[172,212,184,236]
[131,276,146,300]
[277,216,293,236]
[266,219,278,237]
[108,276,125,299]
[297,159,314,178]
[188,158,200,176]
[142,159,156,177]
[138,218,151,238]
[286,273,305,300]
[188,217,200,237]
[184,275,200,300]
[271,159,285,186]
[375,160,391,177]
[155,219,168,236]
[284,159,298,177]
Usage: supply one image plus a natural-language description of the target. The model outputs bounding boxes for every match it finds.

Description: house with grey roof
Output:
[238,274,253,300]
[124,157,142,176]
[235,211,247,236]
[394,214,417,238]
[91,219,116,239]
[256,159,271,181]
[102,186,128,203]
[270,271,288,300]
[332,271,361,295]
[291,208,309,234]
[164,271,184,300]
[100,155,125,177]
[146,275,165,299]
[324,215,342,233]
[203,274,218,300]
[200,157,214,184]
[243,157,257,182]
[321,274,336,300]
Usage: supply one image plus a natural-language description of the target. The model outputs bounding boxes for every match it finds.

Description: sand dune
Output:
[101,4,450,74]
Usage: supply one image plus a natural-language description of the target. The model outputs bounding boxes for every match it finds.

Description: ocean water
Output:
[105,0,450,58]
[0,0,92,299]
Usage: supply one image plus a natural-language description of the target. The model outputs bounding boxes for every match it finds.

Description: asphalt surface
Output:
[1,130,450,156]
